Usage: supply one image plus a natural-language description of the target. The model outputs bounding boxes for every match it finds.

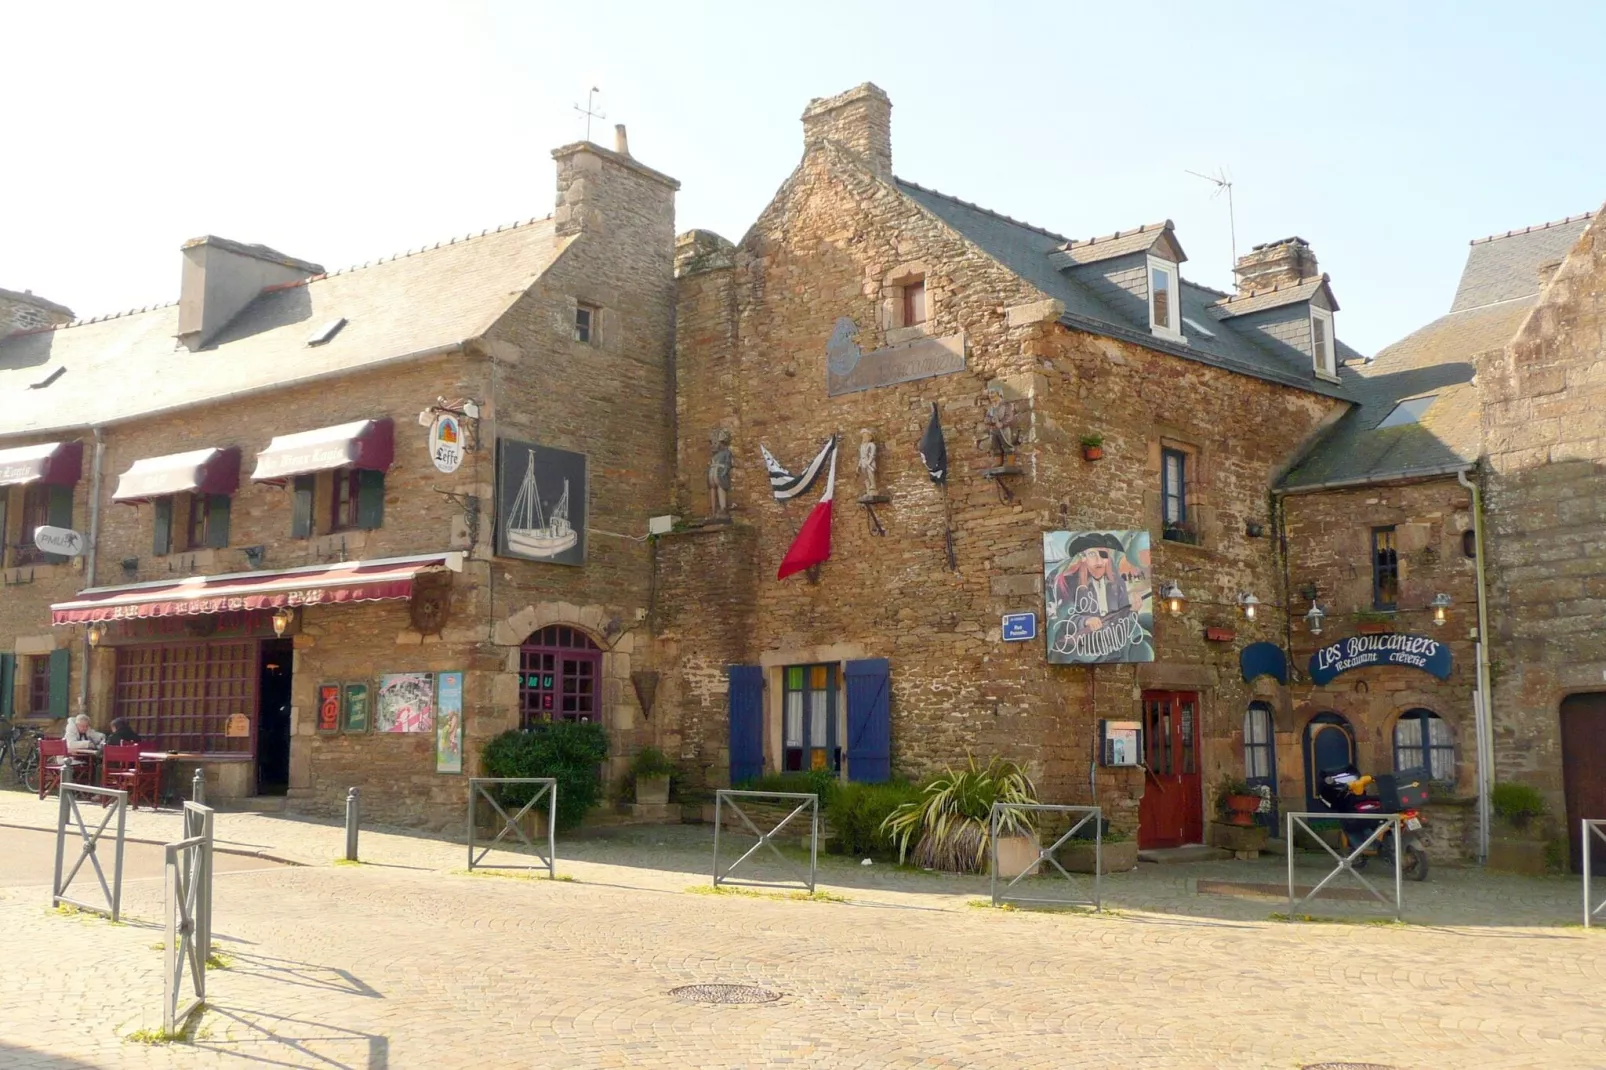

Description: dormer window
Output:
[1148,257,1182,341]
[1311,308,1336,378]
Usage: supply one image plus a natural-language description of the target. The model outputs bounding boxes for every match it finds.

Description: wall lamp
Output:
[272,607,295,637]
[1430,592,1452,627]
[1160,582,1188,616]
[1304,600,1327,635]
[1237,592,1260,621]
[86,623,105,648]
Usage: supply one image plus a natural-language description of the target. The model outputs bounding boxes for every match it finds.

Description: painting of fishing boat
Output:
[496,438,587,566]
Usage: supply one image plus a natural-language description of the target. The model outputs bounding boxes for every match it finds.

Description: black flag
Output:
[918,402,948,483]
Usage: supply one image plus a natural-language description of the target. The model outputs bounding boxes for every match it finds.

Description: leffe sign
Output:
[1308,633,1453,686]
[33,526,84,557]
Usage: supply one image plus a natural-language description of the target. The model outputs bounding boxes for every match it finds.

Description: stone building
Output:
[0,129,678,824]
[657,83,1364,846]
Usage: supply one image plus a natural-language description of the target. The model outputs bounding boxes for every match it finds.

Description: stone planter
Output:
[635,775,670,807]
[992,833,1042,879]
[1223,794,1262,827]
[1055,839,1139,874]
[1208,820,1269,856]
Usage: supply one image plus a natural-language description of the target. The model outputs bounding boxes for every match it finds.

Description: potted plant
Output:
[1352,609,1395,635]
[881,757,1039,876]
[630,746,676,807]
[1488,781,1549,875]
[1079,433,1104,461]
[1217,776,1262,827]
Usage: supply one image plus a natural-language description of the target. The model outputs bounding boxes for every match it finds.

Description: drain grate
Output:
[1302,1064,1396,1070]
[670,983,782,1005]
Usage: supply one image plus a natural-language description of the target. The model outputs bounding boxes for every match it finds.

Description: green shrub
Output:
[881,757,1039,874]
[1491,782,1547,828]
[736,769,841,805]
[629,746,676,780]
[481,722,610,831]
[827,780,922,857]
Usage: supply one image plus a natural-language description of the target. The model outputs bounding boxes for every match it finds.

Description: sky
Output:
[3,1,1604,355]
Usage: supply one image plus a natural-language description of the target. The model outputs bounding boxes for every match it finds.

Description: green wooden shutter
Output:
[291,476,315,539]
[356,470,385,530]
[48,648,70,720]
[152,497,173,555]
[0,653,14,720]
[0,490,8,569]
[206,495,231,549]
[44,485,74,564]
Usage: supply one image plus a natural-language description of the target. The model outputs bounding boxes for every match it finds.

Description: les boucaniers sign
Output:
[1308,633,1453,686]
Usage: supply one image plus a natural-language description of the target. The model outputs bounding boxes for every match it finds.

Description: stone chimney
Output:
[614,124,630,156]
[552,139,680,240]
[178,236,323,351]
[1232,236,1319,295]
[0,287,75,337]
[801,83,892,179]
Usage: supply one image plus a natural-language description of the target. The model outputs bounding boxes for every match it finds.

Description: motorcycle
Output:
[1314,764,1430,881]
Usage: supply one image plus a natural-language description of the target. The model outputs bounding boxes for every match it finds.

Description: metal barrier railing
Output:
[52,782,128,921]
[712,790,818,894]
[1584,819,1606,928]
[989,803,1103,911]
[467,777,557,877]
[164,801,214,1034]
[1286,811,1403,921]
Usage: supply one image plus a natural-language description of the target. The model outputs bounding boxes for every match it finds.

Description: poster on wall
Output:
[375,673,436,733]
[435,671,464,774]
[495,438,587,566]
[316,684,342,733]
[342,683,371,733]
[1043,530,1155,665]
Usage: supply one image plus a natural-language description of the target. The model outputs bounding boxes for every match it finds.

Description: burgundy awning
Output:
[251,418,394,485]
[51,553,460,624]
[0,440,83,487]
[112,447,241,504]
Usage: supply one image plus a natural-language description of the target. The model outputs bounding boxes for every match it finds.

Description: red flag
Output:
[777,446,837,579]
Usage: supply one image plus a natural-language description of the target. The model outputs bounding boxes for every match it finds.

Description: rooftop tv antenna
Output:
[574,87,605,142]
[1186,167,1237,272]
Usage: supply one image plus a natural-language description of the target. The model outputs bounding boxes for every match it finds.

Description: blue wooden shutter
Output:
[48,648,70,720]
[728,664,764,785]
[845,658,891,783]
[0,653,14,720]
[356,470,385,530]
[290,476,315,539]
[152,497,173,555]
[206,495,231,549]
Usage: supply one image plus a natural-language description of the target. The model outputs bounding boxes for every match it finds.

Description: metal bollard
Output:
[191,769,205,805]
[344,787,360,862]
[61,758,73,786]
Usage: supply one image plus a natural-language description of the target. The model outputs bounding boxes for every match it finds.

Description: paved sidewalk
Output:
[1,787,1602,1069]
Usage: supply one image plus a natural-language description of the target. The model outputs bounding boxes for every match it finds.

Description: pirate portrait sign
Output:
[1043,530,1155,664]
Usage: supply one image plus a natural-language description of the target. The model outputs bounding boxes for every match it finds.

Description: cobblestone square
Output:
[0,791,1602,1069]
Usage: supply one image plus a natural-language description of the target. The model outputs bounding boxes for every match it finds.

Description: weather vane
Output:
[1186,167,1237,274]
[573,87,605,142]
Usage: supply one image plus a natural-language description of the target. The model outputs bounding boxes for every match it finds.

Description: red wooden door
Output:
[1560,692,1606,874]
[1139,691,1203,849]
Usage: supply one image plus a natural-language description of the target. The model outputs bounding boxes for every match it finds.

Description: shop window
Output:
[901,278,926,327]
[112,641,254,755]
[519,625,602,727]
[1372,526,1399,610]
[783,664,839,773]
[1394,708,1454,783]
[1244,703,1275,781]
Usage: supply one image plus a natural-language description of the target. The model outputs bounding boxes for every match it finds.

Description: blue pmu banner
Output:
[1043,530,1154,664]
[1308,633,1453,686]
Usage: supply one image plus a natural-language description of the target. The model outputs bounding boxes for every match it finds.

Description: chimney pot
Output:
[614,124,630,156]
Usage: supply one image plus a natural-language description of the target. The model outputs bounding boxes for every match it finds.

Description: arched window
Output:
[1243,703,1275,782]
[519,625,601,728]
[1393,708,1454,782]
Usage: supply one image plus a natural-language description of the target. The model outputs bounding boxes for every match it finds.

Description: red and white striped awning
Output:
[51,552,461,624]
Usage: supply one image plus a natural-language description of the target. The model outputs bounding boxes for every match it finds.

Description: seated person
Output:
[64,714,105,753]
[106,717,143,746]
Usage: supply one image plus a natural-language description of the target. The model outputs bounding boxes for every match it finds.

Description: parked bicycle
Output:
[0,716,42,794]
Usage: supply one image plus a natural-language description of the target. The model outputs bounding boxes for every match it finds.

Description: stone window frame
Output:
[1147,255,1184,343]
[1390,706,1456,786]
[574,300,601,345]
[1371,525,1400,611]
[1310,307,1337,381]
[881,261,933,345]
[1154,433,1206,547]
[780,663,840,774]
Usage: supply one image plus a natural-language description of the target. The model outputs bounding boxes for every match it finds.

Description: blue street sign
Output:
[1002,612,1037,642]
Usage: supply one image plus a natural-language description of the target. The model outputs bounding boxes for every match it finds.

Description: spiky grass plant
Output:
[881,757,1038,874]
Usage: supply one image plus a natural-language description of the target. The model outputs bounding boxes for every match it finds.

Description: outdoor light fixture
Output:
[1430,592,1452,627]
[86,623,104,648]
[1238,592,1260,621]
[1160,582,1187,616]
[272,607,295,637]
[1304,601,1326,635]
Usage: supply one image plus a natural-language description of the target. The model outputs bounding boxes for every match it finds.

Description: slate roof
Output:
[1213,275,1337,318]
[0,218,569,437]
[1049,221,1184,267]
[895,180,1353,399]
[1283,214,1591,488]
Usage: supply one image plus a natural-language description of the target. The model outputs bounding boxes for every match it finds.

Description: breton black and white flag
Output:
[917,402,948,483]
[761,436,837,501]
